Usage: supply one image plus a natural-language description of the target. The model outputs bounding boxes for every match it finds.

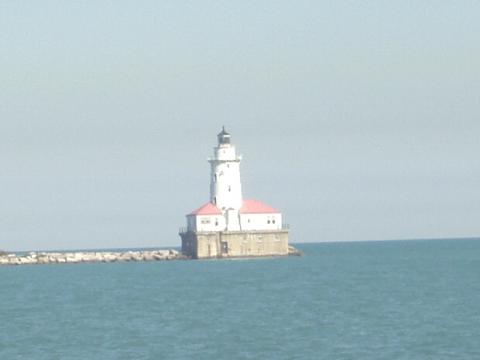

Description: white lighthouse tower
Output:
[180,127,290,259]
[209,127,242,231]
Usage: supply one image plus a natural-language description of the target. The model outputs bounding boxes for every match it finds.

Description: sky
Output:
[1,1,479,251]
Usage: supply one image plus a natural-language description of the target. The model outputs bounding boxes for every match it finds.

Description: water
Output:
[1,239,479,359]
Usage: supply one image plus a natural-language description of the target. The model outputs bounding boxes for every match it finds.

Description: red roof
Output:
[240,199,280,214]
[189,202,222,216]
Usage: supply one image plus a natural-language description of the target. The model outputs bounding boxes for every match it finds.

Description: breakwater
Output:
[0,249,186,266]
[0,246,302,266]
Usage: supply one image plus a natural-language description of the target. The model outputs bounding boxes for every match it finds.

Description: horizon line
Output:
[3,236,480,254]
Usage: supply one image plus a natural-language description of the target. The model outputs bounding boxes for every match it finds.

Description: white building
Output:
[185,127,283,233]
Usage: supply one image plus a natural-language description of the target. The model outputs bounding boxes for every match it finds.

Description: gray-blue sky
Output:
[1,1,479,251]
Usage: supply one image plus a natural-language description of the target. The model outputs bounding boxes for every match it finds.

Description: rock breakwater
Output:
[0,249,186,266]
[288,245,303,256]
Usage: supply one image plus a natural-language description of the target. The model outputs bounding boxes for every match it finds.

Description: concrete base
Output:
[180,230,289,259]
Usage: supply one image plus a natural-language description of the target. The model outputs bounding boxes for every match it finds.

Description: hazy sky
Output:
[1,1,479,251]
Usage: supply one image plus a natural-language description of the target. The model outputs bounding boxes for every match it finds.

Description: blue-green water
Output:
[1,239,479,359]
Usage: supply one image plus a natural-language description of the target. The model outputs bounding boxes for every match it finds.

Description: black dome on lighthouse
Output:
[217,126,231,144]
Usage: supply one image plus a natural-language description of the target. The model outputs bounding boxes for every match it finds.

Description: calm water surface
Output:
[1,239,479,359]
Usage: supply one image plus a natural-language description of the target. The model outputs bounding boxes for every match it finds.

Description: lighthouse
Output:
[179,127,290,259]
[209,127,243,230]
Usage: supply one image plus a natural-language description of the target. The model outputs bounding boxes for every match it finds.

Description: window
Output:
[214,197,217,204]
[267,220,271,224]
[272,219,276,224]
[228,185,231,192]
[214,174,217,182]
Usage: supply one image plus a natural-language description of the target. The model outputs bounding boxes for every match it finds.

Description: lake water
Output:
[1,239,479,359]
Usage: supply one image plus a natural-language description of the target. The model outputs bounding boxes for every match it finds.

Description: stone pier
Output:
[0,249,185,266]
